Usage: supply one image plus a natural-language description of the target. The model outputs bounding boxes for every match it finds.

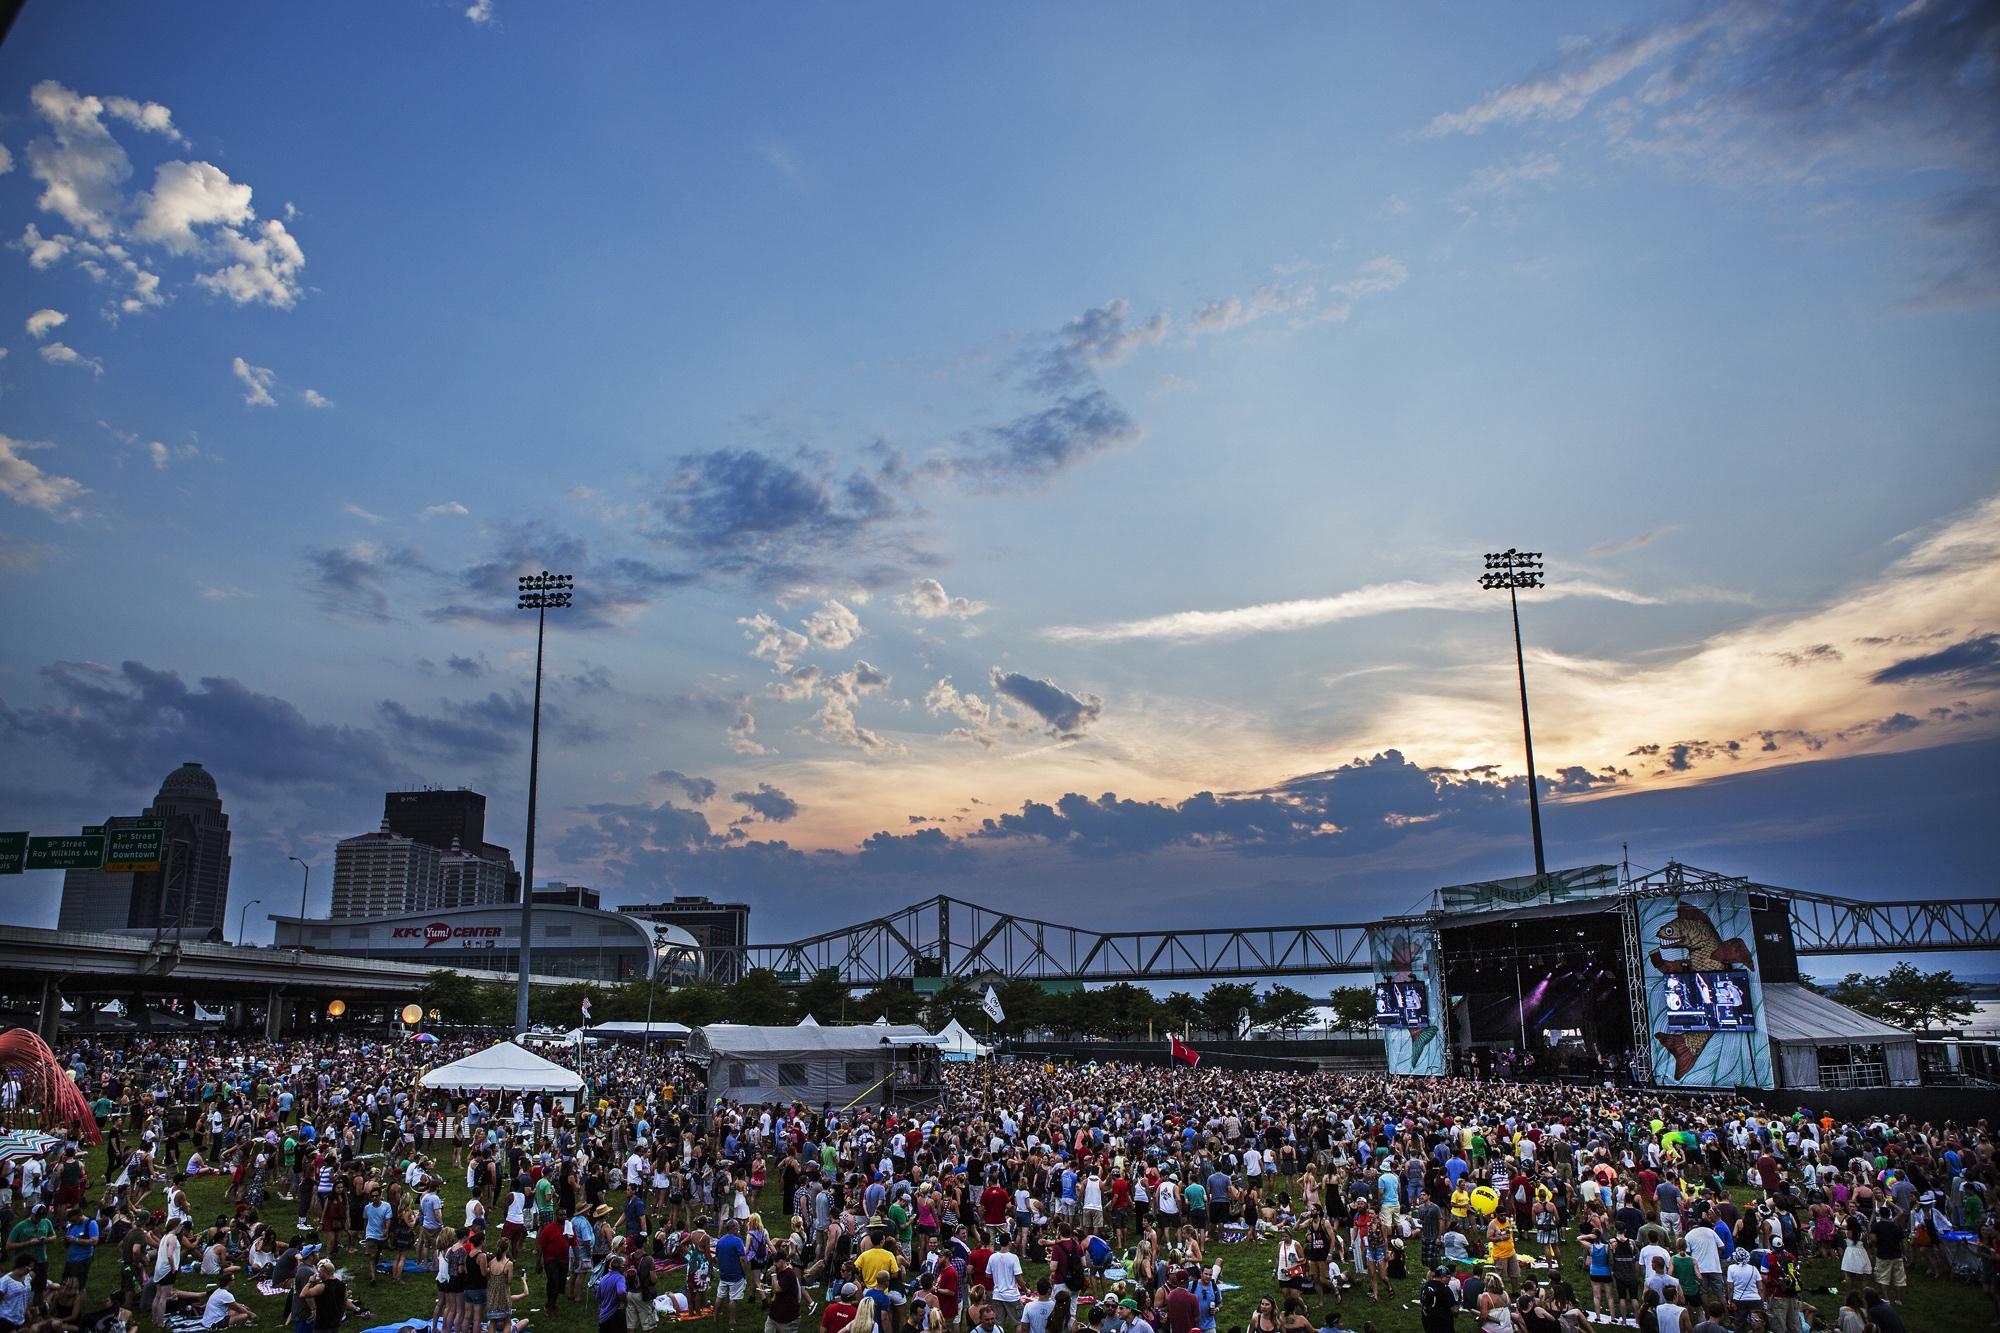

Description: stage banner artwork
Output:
[1439,864,1618,914]
[1638,888,1774,1090]
[1368,923,1446,1076]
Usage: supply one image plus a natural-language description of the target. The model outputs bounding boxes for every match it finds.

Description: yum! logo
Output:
[423,921,453,945]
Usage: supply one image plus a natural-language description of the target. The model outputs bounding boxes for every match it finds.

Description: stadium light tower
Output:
[515,570,574,1035]
[1480,549,1547,878]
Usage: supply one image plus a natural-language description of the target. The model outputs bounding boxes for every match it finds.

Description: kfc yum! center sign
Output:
[392,921,504,948]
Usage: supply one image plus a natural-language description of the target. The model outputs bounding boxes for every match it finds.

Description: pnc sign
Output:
[390,921,505,947]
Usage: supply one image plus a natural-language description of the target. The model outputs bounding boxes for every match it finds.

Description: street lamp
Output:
[287,856,311,957]
[1480,548,1547,878]
[515,570,574,1036]
[236,899,261,947]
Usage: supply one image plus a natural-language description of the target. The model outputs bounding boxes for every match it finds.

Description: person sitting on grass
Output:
[200,1271,256,1329]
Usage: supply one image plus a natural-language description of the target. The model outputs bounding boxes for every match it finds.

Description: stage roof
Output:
[1761,982,1913,1046]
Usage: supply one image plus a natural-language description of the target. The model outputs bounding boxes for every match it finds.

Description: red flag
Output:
[1169,1035,1200,1068]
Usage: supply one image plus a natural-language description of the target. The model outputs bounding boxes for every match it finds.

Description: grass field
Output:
[54,1136,1994,1333]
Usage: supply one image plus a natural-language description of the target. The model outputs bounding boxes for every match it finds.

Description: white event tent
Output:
[934,1019,989,1061]
[418,1040,585,1093]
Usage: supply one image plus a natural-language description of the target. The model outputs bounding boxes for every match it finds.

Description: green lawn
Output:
[60,1136,1992,1333]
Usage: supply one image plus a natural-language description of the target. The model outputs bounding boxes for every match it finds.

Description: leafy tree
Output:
[1328,986,1377,1035]
[921,980,983,1032]
[854,984,925,1025]
[793,972,854,1026]
[1827,963,1975,1032]
[722,969,799,1025]
[1256,985,1318,1032]
[420,969,510,1026]
[1199,982,1259,1037]
[654,981,726,1027]
[1093,983,1159,1038]
[1159,991,1202,1034]
[1046,987,1102,1038]
[529,981,609,1029]
[994,980,1049,1037]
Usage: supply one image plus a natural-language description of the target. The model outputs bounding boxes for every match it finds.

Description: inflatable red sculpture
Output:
[0,1027,100,1143]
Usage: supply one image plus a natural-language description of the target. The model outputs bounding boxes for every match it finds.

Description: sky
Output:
[1,1,1995,957]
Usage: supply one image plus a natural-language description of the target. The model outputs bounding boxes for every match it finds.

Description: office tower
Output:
[329,820,440,918]
[384,787,517,903]
[428,838,509,910]
[60,763,234,935]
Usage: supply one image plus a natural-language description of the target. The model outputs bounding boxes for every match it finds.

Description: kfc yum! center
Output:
[271,902,701,982]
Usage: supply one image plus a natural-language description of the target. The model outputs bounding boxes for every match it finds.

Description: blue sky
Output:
[2,0,1996,951]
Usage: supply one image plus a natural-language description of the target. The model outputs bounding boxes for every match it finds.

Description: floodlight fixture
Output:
[1479,548,1547,877]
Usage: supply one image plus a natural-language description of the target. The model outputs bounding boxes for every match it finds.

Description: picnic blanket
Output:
[355,1320,429,1333]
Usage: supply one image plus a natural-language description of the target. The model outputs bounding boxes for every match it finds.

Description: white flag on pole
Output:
[981,986,1005,1023]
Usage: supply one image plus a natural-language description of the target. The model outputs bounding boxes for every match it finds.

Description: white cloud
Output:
[231,356,276,406]
[814,661,896,752]
[0,144,12,175]
[924,675,1019,749]
[39,342,102,375]
[25,308,66,339]
[1426,21,1712,136]
[1046,577,1660,644]
[18,82,306,312]
[896,576,987,619]
[343,504,388,524]
[804,598,863,649]
[466,0,495,23]
[421,501,469,518]
[741,612,810,667]
[0,432,89,520]
[199,584,253,600]
[1368,494,2000,783]
[301,389,332,408]
[1329,256,1408,297]
[132,160,254,254]
[1463,152,1564,195]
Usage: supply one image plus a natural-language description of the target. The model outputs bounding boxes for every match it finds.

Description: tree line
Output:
[419,968,1385,1041]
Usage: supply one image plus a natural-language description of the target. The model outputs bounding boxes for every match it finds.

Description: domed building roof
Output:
[157,762,220,801]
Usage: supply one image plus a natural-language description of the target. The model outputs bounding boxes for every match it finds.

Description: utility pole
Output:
[515,571,574,1036]
[1480,549,1547,877]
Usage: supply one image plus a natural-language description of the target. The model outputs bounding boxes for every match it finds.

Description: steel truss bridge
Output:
[736,865,2000,987]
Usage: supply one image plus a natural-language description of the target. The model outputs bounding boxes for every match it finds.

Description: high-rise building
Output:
[427,838,509,910]
[616,894,750,981]
[329,821,440,918]
[384,788,519,903]
[60,763,233,936]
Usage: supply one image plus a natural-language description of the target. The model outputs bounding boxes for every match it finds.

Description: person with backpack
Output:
[1419,1265,1456,1333]
[1763,1242,1801,1333]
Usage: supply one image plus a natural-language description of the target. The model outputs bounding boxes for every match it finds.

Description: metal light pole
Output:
[287,857,311,957]
[237,899,261,947]
[515,570,574,1036]
[1480,548,1547,878]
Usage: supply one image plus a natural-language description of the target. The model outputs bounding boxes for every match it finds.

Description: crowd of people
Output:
[0,1029,1994,1333]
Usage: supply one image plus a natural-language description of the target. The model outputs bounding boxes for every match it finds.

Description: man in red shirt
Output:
[1109,1172,1134,1249]
[969,1240,994,1300]
[1162,1273,1200,1333]
[536,1208,571,1313]
[821,1283,860,1333]
[934,1253,961,1325]
[980,1177,1012,1237]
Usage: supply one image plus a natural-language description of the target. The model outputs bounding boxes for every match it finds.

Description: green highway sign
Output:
[26,834,105,871]
[773,970,801,983]
[135,818,165,829]
[105,825,165,873]
[82,825,104,835]
[0,833,25,875]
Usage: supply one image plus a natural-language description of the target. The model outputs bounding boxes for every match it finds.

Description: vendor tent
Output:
[687,1022,935,1105]
[933,1018,988,1061]
[418,1040,585,1092]
[1762,982,1919,1089]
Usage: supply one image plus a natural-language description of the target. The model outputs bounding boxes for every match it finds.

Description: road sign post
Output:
[25,835,106,871]
[105,825,164,873]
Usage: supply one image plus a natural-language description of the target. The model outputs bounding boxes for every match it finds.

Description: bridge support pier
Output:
[38,978,60,1042]
[264,987,285,1041]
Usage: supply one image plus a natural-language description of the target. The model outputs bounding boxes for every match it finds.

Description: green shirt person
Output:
[8,1211,56,1263]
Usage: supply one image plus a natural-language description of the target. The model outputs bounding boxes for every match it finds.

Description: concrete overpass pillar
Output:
[38,979,60,1042]
[265,987,285,1040]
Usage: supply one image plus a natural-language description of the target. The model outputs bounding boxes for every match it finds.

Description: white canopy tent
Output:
[933,1018,989,1061]
[1762,982,1920,1088]
[418,1040,585,1093]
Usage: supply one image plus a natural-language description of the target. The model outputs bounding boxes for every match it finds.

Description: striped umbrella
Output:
[0,1129,64,1162]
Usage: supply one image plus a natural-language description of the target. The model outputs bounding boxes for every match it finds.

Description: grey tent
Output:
[1761,982,1919,1089]
[686,1022,937,1106]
